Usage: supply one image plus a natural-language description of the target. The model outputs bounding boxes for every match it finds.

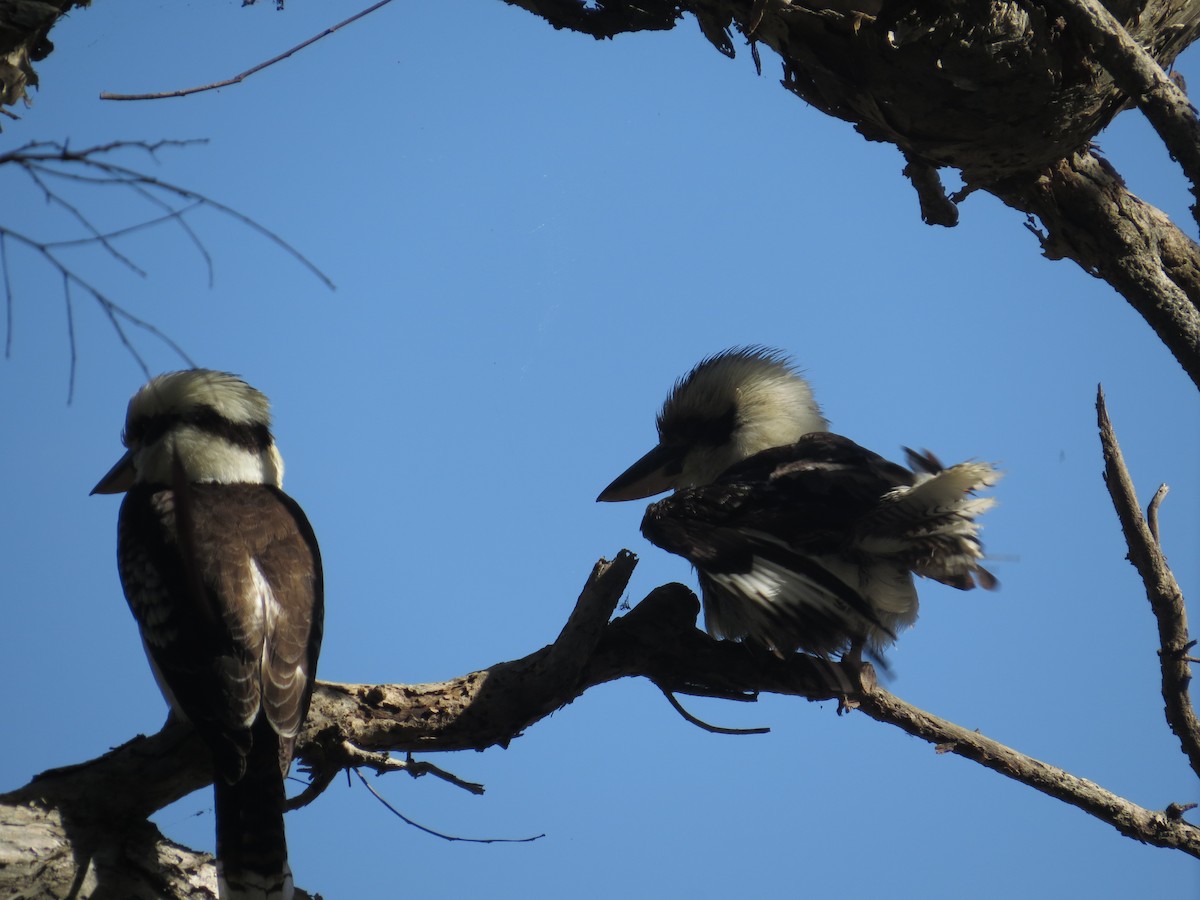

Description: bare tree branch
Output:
[4,546,1197,897]
[1,231,12,359]
[100,0,400,102]
[1044,0,1200,228]
[1,140,335,289]
[352,769,543,844]
[0,214,197,383]
[655,683,771,735]
[1096,386,1200,779]
[993,152,1200,390]
[857,684,1200,855]
[0,139,334,397]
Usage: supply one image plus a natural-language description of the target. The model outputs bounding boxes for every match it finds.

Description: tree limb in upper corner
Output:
[1096,386,1200,778]
[992,151,1200,391]
[1043,0,1200,229]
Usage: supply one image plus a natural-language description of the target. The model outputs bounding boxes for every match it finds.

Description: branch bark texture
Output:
[1045,0,1200,228]
[3,552,1197,897]
[992,150,1200,390]
[1097,386,1200,777]
[858,684,1200,855]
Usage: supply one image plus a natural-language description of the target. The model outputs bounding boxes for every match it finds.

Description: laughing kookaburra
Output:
[92,369,323,900]
[597,347,998,666]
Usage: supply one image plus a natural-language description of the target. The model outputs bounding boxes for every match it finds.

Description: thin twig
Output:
[0,223,195,376]
[1,232,11,359]
[96,296,198,376]
[288,740,486,810]
[655,682,770,735]
[352,769,544,844]
[63,273,77,404]
[1097,386,1200,779]
[100,0,399,102]
[24,165,146,277]
[0,139,334,384]
[43,201,204,248]
[19,147,333,289]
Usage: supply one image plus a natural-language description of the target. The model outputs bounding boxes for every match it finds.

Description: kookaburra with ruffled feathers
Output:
[598,347,998,666]
[92,370,323,900]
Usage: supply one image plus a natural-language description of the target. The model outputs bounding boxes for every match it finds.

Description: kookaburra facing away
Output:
[92,370,323,900]
[597,347,998,665]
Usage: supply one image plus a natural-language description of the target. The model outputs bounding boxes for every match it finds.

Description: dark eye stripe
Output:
[660,405,738,449]
[126,405,272,452]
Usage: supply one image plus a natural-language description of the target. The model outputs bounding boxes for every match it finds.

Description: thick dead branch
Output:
[1096,386,1200,778]
[5,548,1198,897]
[0,558,841,897]
[13,2,1200,183]
[1044,0,1200,228]
[494,2,1199,182]
[992,151,1200,390]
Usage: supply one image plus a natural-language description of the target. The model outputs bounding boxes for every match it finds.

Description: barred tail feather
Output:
[860,458,1001,591]
[215,718,293,900]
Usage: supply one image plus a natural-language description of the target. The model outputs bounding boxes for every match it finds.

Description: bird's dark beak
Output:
[91,449,136,495]
[597,442,683,502]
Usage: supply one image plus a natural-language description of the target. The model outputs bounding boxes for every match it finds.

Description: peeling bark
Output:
[3,556,1197,897]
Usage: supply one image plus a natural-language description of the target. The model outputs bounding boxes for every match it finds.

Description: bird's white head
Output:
[598,346,828,501]
[91,369,284,494]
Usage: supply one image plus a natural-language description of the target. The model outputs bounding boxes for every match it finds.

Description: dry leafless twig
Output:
[100,0,398,102]
[0,139,333,399]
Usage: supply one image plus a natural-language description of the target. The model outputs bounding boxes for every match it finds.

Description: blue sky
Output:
[2,2,1197,897]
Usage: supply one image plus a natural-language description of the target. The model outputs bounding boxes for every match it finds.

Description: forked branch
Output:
[1096,386,1200,778]
[1045,0,1200,228]
[4,542,1197,900]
